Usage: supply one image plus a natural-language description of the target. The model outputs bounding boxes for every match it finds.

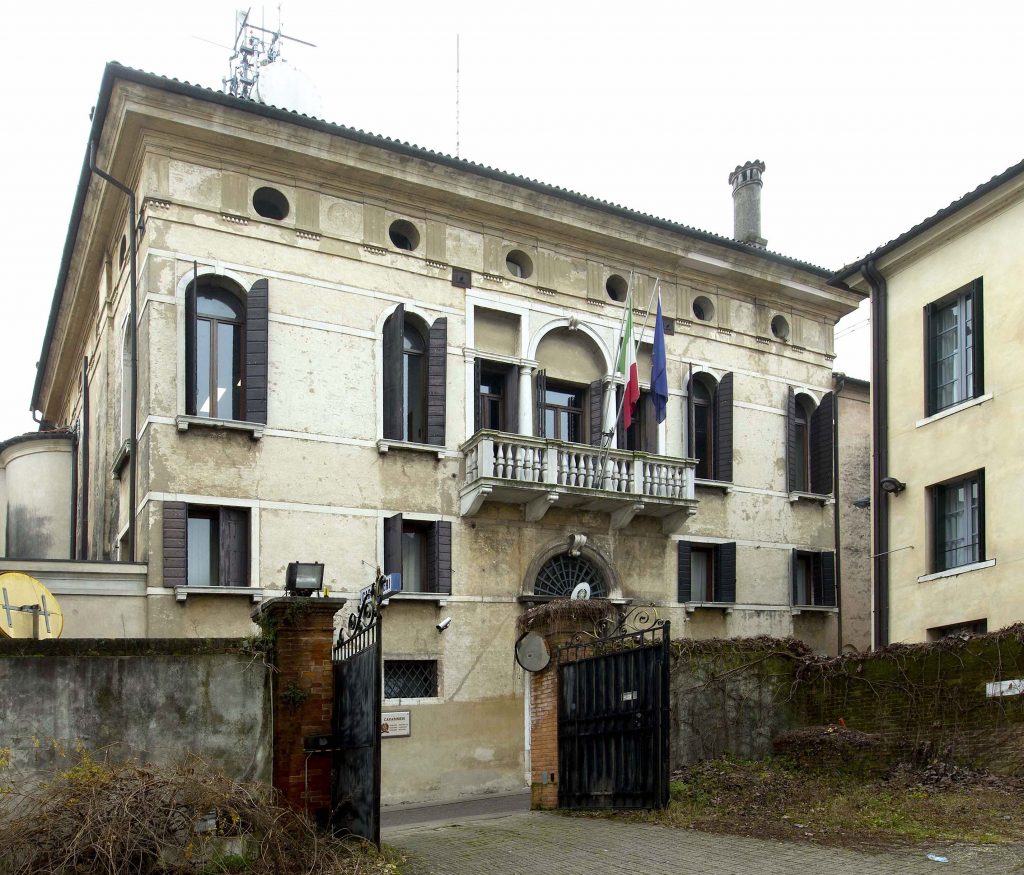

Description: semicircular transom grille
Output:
[534,554,607,598]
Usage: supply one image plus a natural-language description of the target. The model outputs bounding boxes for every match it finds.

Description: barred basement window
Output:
[384,660,438,699]
[533,553,607,598]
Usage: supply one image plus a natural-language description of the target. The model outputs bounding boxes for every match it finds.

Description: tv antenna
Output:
[223,7,316,101]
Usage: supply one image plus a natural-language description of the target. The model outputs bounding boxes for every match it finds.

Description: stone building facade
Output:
[20,63,863,802]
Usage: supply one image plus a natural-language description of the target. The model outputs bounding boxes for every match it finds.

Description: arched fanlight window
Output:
[188,280,245,420]
[534,553,607,598]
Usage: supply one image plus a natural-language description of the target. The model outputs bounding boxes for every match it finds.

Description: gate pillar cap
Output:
[252,595,348,625]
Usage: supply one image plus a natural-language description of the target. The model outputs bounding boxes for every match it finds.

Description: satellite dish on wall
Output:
[0,572,64,639]
[571,582,592,600]
[515,631,550,672]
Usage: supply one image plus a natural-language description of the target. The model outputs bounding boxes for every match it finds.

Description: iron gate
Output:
[331,583,383,845]
[557,611,670,810]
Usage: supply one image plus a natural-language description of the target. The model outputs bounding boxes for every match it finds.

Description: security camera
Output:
[436,617,452,632]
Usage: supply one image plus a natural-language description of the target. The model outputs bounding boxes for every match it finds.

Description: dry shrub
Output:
[516,598,619,638]
[0,752,393,875]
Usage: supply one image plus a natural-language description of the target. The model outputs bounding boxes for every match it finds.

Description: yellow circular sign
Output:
[0,572,64,639]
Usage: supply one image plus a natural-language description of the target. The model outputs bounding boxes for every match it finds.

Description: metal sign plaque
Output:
[381,711,411,738]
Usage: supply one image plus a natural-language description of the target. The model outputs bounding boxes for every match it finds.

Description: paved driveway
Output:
[384,810,1024,875]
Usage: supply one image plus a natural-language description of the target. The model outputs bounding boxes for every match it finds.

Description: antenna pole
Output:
[456,34,461,158]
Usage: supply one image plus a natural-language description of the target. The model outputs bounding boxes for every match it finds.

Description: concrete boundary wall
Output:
[0,639,271,782]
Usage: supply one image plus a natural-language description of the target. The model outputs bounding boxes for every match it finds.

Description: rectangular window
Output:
[792,550,836,607]
[401,521,429,593]
[621,390,657,453]
[383,514,452,595]
[690,545,715,602]
[384,659,438,700]
[932,472,984,572]
[928,619,987,641]
[544,381,585,442]
[926,279,983,415]
[186,506,249,587]
[479,366,507,431]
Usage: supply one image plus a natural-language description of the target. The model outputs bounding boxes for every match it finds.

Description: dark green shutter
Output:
[924,302,936,415]
[185,275,197,416]
[972,279,984,397]
[819,551,836,607]
[162,501,187,587]
[426,317,447,446]
[427,521,453,595]
[505,364,519,433]
[809,391,834,494]
[219,507,249,587]
[534,369,546,437]
[589,379,604,446]
[245,279,269,424]
[383,513,403,576]
[473,358,482,433]
[382,306,404,440]
[791,548,800,604]
[786,387,797,492]
[715,372,734,482]
[676,541,692,603]
[686,367,694,459]
[714,542,736,603]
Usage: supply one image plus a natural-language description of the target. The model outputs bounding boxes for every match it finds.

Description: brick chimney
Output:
[728,160,766,248]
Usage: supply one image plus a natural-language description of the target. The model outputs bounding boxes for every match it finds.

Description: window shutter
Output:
[473,357,482,433]
[219,507,249,587]
[185,277,197,416]
[616,386,625,449]
[245,278,269,424]
[714,542,737,603]
[589,379,604,446]
[427,521,453,595]
[819,550,836,607]
[924,302,936,415]
[972,279,984,396]
[162,501,187,588]
[382,306,404,440]
[809,391,834,495]
[383,513,403,577]
[791,548,799,604]
[505,363,519,433]
[685,367,694,458]
[534,369,546,437]
[426,317,448,446]
[786,387,797,492]
[676,541,692,603]
[715,372,734,482]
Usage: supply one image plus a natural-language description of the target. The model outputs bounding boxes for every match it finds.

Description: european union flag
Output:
[652,295,669,424]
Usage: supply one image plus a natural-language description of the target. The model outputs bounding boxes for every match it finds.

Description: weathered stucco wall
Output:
[0,640,270,783]
[836,378,871,652]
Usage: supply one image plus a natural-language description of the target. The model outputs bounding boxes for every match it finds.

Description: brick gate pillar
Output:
[252,596,347,820]
[529,655,561,809]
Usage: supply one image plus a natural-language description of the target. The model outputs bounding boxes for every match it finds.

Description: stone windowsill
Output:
[385,592,449,606]
[174,585,264,603]
[788,491,833,506]
[176,415,264,440]
[376,438,446,459]
[111,439,131,479]
[916,393,993,429]
[695,478,733,493]
[516,594,632,606]
[684,601,734,614]
[917,558,996,584]
[791,604,839,615]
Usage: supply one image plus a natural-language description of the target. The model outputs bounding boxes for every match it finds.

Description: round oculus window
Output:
[252,187,290,221]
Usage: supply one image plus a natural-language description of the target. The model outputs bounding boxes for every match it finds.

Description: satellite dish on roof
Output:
[254,59,324,117]
[0,572,64,639]
[571,582,592,600]
[515,631,550,672]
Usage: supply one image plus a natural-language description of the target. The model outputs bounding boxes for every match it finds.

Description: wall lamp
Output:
[879,477,906,496]
[286,561,325,596]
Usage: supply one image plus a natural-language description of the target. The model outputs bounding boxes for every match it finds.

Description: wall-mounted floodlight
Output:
[879,477,906,495]
[285,561,325,596]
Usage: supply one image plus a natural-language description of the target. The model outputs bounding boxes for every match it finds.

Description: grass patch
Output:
[611,758,1024,849]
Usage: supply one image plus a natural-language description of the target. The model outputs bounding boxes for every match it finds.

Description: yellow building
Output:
[9,63,864,802]
[832,160,1024,644]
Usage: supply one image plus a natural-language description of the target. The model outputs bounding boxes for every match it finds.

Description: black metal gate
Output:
[331,587,383,845]
[557,612,670,810]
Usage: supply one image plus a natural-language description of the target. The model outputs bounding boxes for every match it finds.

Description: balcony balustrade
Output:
[460,430,698,533]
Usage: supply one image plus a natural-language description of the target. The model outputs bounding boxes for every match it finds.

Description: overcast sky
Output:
[2,1,1020,437]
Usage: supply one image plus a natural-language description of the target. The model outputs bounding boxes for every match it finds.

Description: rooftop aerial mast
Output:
[223,7,316,101]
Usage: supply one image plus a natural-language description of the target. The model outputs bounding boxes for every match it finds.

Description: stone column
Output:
[519,366,534,436]
[252,596,347,821]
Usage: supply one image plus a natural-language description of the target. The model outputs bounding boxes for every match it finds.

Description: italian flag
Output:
[617,301,641,429]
